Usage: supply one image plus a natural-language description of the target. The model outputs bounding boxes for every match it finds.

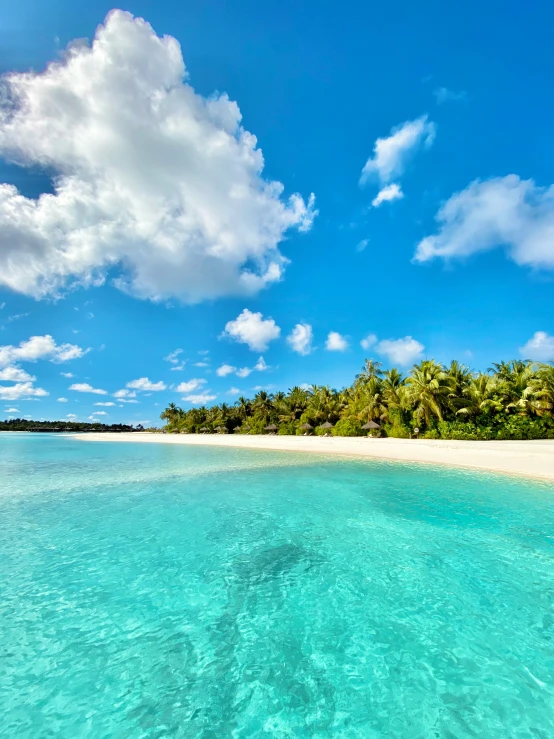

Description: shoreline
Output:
[74,433,554,483]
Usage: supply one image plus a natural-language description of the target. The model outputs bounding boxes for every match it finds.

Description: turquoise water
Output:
[1,434,554,738]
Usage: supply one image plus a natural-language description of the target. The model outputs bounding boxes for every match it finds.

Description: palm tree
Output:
[405,360,450,427]
[252,390,274,420]
[531,363,554,415]
[457,374,503,418]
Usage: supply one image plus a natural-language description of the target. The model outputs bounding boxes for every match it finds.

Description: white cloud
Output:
[221,308,281,352]
[69,382,108,395]
[199,350,210,356]
[182,392,217,404]
[356,239,369,253]
[57,397,68,403]
[236,356,268,377]
[66,413,77,419]
[94,401,116,406]
[433,87,466,105]
[287,323,313,355]
[222,309,281,351]
[0,10,316,303]
[375,336,424,366]
[0,382,48,400]
[4,407,18,412]
[194,361,210,368]
[519,331,554,361]
[126,377,166,392]
[170,363,186,371]
[414,175,554,270]
[227,387,241,395]
[0,335,88,368]
[113,389,136,399]
[176,378,206,393]
[360,115,436,185]
[372,183,404,208]
[0,366,35,382]
[325,331,349,352]
[91,411,108,416]
[164,349,183,364]
[216,364,236,377]
[360,334,377,350]
[119,399,139,404]
[60,372,74,378]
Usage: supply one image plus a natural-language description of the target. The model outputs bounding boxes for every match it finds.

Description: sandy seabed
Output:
[76,433,554,482]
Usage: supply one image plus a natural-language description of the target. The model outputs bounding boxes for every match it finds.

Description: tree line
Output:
[160,359,554,440]
[0,419,141,432]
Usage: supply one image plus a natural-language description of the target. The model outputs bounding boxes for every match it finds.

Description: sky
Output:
[1,0,553,426]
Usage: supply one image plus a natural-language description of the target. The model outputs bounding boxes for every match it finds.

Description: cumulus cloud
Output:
[57,397,68,402]
[371,183,404,208]
[360,115,436,186]
[0,335,87,368]
[0,10,316,303]
[4,407,18,412]
[69,382,107,395]
[287,323,313,355]
[227,387,241,395]
[0,382,48,400]
[91,411,108,416]
[182,393,217,404]
[376,336,424,366]
[176,378,206,393]
[0,366,35,382]
[222,309,280,351]
[360,334,377,350]
[94,401,116,406]
[127,377,166,392]
[216,364,236,377]
[113,389,136,399]
[414,175,554,270]
[60,372,74,378]
[325,331,349,352]
[519,331,554,361]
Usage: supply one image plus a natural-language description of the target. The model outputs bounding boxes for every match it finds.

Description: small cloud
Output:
[433,87,467,105]
[356,239,369,253]
[360,334,377,350]
[4,407,18,412]
[325,331,349,352]
[66,413,77,419]
[182,392,217,404]
[519,331,554,361]
[287,323,313,356]
[94,401,115,406]
[60,372,74,378]
[164,348,184,364]
[194,361,210,368]
[0,366,35,382]
[371,183,404,208]
[69,383,107,395]
[113,389,136,399]
[227,387,241,395]
[221,309,281,352]
[170,363,186,371]
[57,397,68,402]
[176,378,206,393]
[126,377,166,392]
[90,410,108,416]
[216,364,236,377]
[376,336,424,366]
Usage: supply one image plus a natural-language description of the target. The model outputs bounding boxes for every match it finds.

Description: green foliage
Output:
[332,418,363,437]
[384,423,411,438]
[158,359,554,441]
[0,418,136,433]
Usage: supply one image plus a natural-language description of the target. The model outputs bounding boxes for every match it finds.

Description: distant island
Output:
[0,419,143,433]
[160,359,554,440]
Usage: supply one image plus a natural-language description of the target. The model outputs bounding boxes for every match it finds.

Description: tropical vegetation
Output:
[0,419,140,432]
[160,359,554,440]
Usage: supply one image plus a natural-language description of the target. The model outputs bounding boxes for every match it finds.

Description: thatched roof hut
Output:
[362,420,380,430]
[320,421,334,429]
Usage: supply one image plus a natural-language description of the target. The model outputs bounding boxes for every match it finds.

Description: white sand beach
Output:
[77,433,554,482]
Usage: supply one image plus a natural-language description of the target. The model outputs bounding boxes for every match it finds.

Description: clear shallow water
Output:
[1,434,553,738]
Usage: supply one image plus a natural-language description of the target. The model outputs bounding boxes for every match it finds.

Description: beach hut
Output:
[199,426,210,433]
[320,421,334,437]
[362,420,381,437]
[299,422,313,435]
[264,424,278,434]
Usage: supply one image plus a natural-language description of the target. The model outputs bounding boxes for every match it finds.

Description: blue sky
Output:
[1,0,553,426]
